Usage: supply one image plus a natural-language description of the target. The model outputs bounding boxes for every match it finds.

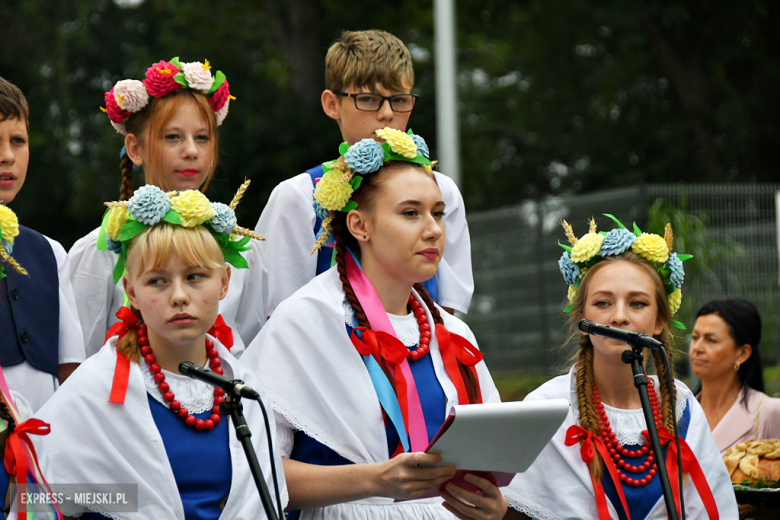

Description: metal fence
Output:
[464,184,780,375]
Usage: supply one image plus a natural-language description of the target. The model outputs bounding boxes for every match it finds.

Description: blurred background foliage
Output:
[1,0,778,248]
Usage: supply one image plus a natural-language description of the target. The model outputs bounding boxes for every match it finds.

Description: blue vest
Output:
[306,165,439,302]
[0,226,59,377]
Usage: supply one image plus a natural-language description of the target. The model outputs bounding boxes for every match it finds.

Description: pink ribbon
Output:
[345,252,429,452]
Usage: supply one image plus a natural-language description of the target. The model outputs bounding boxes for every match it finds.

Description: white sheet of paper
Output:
[426,399,569,473]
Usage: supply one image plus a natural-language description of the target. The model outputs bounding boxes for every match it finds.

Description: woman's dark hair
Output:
[695,298,764,405]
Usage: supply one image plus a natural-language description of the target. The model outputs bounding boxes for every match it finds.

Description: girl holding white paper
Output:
[241,130,508,519]
[504,217,737,519]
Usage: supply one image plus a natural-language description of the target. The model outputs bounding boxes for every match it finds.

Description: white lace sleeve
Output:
[275,413,296,458]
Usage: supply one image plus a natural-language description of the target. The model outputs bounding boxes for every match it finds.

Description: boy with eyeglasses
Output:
[256,30,474,317]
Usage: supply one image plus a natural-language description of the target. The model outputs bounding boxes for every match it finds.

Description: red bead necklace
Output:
[407,295,431,361]
[138,323,224,432]
[593,379,662,487]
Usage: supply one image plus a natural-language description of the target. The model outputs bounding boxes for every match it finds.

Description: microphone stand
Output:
[219,394,280,520]
[621,347,679,520]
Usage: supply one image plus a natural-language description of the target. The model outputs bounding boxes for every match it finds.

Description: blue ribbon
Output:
[354,328,410,453]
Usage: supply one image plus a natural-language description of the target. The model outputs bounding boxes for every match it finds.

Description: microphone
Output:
[179,360,261,401]
[578,319,664,350]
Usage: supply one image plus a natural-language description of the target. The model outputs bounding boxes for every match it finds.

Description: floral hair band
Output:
[558,214,692,329]
[0,205,26,278]
[311,127,433,253]
[98,181,263,284]
[101,57,234,134]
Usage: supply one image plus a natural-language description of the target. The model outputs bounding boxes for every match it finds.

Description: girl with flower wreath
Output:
[33,187,287,519]
[242,132,511,520]
[503,216,737,520]
[68,57,266,358]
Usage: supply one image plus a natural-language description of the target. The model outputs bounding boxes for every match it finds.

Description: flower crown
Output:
[101,57,234,134]
[311,127,433,253]
[98,181,263,284]
[558,214,692,329]
[0,205,26,278]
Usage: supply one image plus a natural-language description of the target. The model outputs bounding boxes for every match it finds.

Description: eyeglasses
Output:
[334,91,419,113]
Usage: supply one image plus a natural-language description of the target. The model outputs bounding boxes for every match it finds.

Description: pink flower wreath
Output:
[101,56,234,134]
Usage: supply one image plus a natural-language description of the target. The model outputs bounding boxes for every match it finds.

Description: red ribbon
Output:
[104,306,139,343]
[351,328,408,365]
[105,307,139,404]
[643,427,719,520]
[4,419,53,519]
[566,425,632,520]
[435,324,483,404]
[207,315,234,351]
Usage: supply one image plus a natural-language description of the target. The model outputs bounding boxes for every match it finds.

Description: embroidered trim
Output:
[387,312,422,347]
[142,362,225,414]
[265,388,372,465]
[504,490,563,520]
[570,369,688,446]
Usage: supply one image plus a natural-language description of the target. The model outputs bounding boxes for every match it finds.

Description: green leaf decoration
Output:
[665,282,675,295]
[558,240,573,252]
[676,254,693,262]
[162,209,182,225]
[339,142,349,157]
[173,72,188,88]
[117,220,148,242]
[407,128,414,135]
[350,175,363,191]
[330,245,338,267]
[207,71,226,94]
[633,222,642,237]
[112,251,127,285]
[96,210,111,251]
[170,57,181,69]
[122,290,130,308]
[384,152,431,165]
[321,160,336,173]
[563,303,573,313]
[224,247,249,269]
[381,142,392,158]
[0,267,6,279]
[341,200,359,212]
[599,231,608,236]
[603,213,626,229]
[672,320,686,330]
[233,235,251,248]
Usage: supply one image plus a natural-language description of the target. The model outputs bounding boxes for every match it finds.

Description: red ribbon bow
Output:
[4,418,57,520]
[435,324,483,404]
[565,425,632,520]
[104,306,139,343]
[351,327,408,365]
[643,427,719,519]
[207,315,234,351]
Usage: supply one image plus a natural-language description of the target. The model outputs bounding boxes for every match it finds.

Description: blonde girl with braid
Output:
[241,132,511,520]
[504,217,736,520]
[33,188,287,519]
[68,57,267,358]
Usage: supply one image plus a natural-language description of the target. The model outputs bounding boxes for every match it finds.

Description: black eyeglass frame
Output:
[333,91,419,113]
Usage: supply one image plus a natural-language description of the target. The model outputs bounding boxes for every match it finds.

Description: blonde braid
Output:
[652,344,677,433]
[576,336,604,479]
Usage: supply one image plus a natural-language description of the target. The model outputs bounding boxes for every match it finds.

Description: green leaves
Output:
[116,219,147,242]
[162,209,182,225]
[633,222,642,238]
[558,240,573,253]
[339,142,350,157]
[603,214,626,230]
[96,211,111,251]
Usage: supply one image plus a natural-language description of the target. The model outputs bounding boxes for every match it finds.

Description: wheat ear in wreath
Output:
[311,213,336,255]
[588,217,597,234]
[232,226,264,241]
[664,223,673,252]
[0,243,27,276]
[229,180,251,210]
[561,220,578,246]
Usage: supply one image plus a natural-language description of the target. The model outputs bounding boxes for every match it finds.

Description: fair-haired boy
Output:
[0,77,85,411]
[256,30,473,316]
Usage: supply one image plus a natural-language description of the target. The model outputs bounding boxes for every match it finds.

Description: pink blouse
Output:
[710,387,780,453]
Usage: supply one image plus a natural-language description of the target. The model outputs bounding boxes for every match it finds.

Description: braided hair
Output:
[330,162,481,404]
[569,252,677,480]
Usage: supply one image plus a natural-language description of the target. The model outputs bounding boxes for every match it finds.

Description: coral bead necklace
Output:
[138,323,224,431]
[407,295,431,361]
[593,379,662,487]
